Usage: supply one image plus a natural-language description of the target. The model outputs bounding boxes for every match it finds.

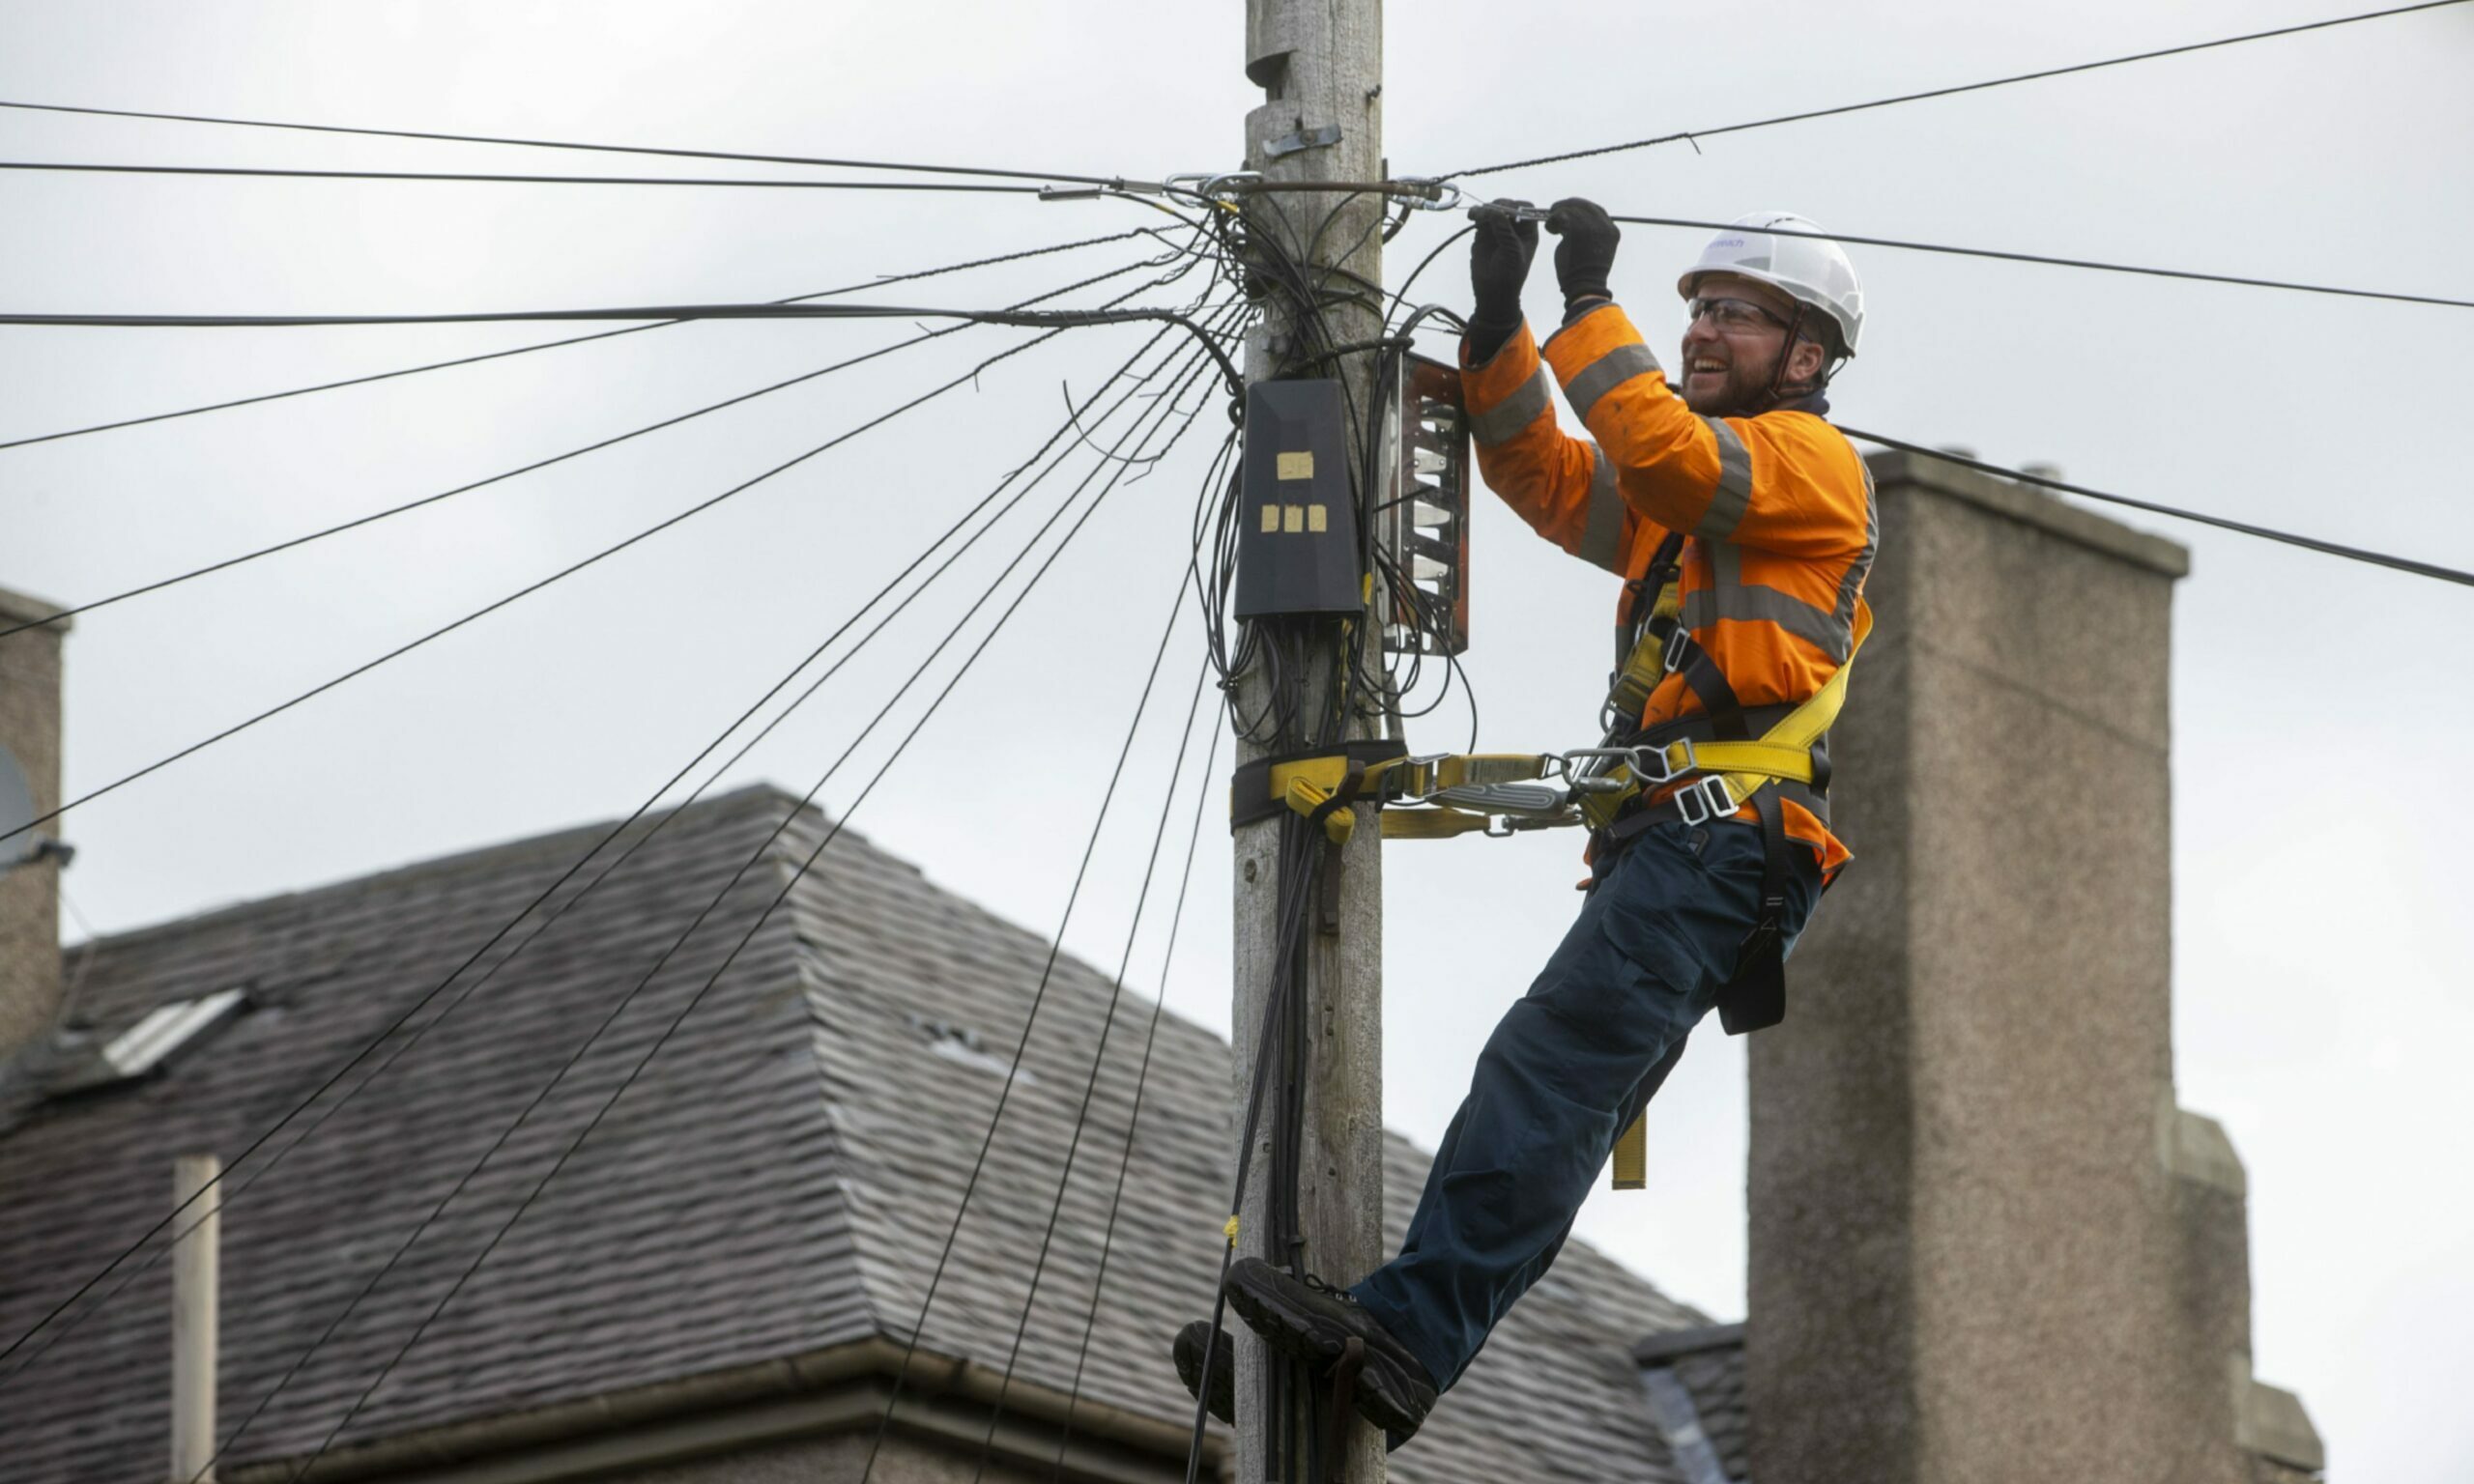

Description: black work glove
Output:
[1545,197,1620,313]
[1464,200,1539,361]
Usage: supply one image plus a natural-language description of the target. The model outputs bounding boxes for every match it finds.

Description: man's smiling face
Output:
[1678,271,1814,415]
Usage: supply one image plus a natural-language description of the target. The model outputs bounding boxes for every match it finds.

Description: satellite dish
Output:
[0,743,37,868]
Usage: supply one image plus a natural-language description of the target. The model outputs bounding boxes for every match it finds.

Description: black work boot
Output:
[1172,1321,1235,1426]
[1174,1320,1415,1453]
[1222,1258,1437,1441]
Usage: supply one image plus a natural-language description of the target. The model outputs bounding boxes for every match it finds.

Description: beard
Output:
[1678,355,1781,417]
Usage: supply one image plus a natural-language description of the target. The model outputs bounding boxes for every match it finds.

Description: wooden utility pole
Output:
[170,1154,222,1484]
[1231,1,1386,1481]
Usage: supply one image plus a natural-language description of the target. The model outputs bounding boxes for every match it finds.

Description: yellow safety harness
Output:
[1230,534,1866,1188]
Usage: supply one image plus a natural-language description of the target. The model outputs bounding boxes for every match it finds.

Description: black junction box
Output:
[1234,379,1362,620]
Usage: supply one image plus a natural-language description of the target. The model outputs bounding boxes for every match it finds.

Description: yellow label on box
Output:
[1276,450,1315,481]
[1308,504,1328,533]
[1283,504,1306,533]
[1261,504,1281,533]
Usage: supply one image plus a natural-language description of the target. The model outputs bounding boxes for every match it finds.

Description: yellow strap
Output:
[1396,753,1559,796]
[1583,602,1873,832]
[1262,756,1351,798]
[1281,775,1356,844]
[1611,1112,1647,1190]
[1261,756,1384,844]
[1707,602,1870,809]
[1379,807,1499,840]
[1370,606,1876,849]
[1639,738,1824,785]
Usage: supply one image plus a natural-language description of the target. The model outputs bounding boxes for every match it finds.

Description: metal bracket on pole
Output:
[1264,124,1343,158]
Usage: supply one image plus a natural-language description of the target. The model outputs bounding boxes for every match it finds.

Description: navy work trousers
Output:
[1351,817,1823,1390]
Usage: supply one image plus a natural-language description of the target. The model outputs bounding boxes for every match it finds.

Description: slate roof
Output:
[0,785,1709,1482]
[1635,1325,1749,1482]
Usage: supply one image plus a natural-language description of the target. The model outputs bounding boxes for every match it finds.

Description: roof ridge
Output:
[1631,1320,1747,1364]
[64,783,825,955]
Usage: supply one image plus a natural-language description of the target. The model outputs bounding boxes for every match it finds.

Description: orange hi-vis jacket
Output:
[1462,302,1877,878]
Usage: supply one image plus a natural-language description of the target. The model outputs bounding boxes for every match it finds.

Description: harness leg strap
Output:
[1714,789,1791,1037]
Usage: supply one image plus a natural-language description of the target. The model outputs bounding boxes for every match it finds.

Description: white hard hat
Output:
[1677,212,1864,357]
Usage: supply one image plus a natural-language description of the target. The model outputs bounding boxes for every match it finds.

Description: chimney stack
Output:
[1746,454,2321,1482]
[0,585,71,1062]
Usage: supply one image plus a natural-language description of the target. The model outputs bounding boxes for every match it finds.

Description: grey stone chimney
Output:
[0,585,72,1062]
[1746,454,2324,1482]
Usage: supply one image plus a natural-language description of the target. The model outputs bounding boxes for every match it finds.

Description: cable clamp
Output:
[1040,178,1172,203]
[1169,170,1263,202]
[1395,178,1468,213]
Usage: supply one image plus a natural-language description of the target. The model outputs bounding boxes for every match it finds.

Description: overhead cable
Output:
[0,228,1153,452]
[1606,214,2474,312]
[0,301,1248,399]
[0,251,1173,641]
[1050,720,1224,1475]
[964,618,1220,1484]
[0,160,1047,191]
[1449,0,2473,179]
[0,292,1221,1388]
[265,326,1232,1484]
[962,626,1210,1484]
[0,96,1122,186]
[1839,429,2474,588]
[0,280,1169,846]
[848,366,1240,1484]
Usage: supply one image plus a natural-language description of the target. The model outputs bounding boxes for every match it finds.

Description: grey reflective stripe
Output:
[1710,538,1743,594]
[1681,581,1853,662]
[1563,341,1662,426]
[1676,446,1869,660]
[1470,366,1552,446]
[1693,415,1754,541]
[1576,444,1627,573]
[1830,453,1880,638]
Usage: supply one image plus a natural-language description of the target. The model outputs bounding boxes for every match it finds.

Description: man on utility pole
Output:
[1214,0,1389,1480]
[1185,198,1875,1451]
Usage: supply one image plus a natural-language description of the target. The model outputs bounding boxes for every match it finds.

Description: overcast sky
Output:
[6,2,2471,1476]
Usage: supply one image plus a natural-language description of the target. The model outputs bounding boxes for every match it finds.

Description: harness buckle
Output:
[1673,774,1740,828]
[1399,753,1455,805]
[1660,623,1692,675]
[1625,737,1698,785]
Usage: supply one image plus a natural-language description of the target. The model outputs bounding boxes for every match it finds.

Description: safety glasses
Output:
[1685,296,1793,333]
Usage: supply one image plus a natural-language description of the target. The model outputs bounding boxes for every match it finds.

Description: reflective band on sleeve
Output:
[1470,366,1552,446]
[1693,416,1754,541]
[1682,582,1854,662]
[1829,455,1880,635]
[1563,342,1662,427]
[1577,444,1627,573]
[1710,538,1743,594]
